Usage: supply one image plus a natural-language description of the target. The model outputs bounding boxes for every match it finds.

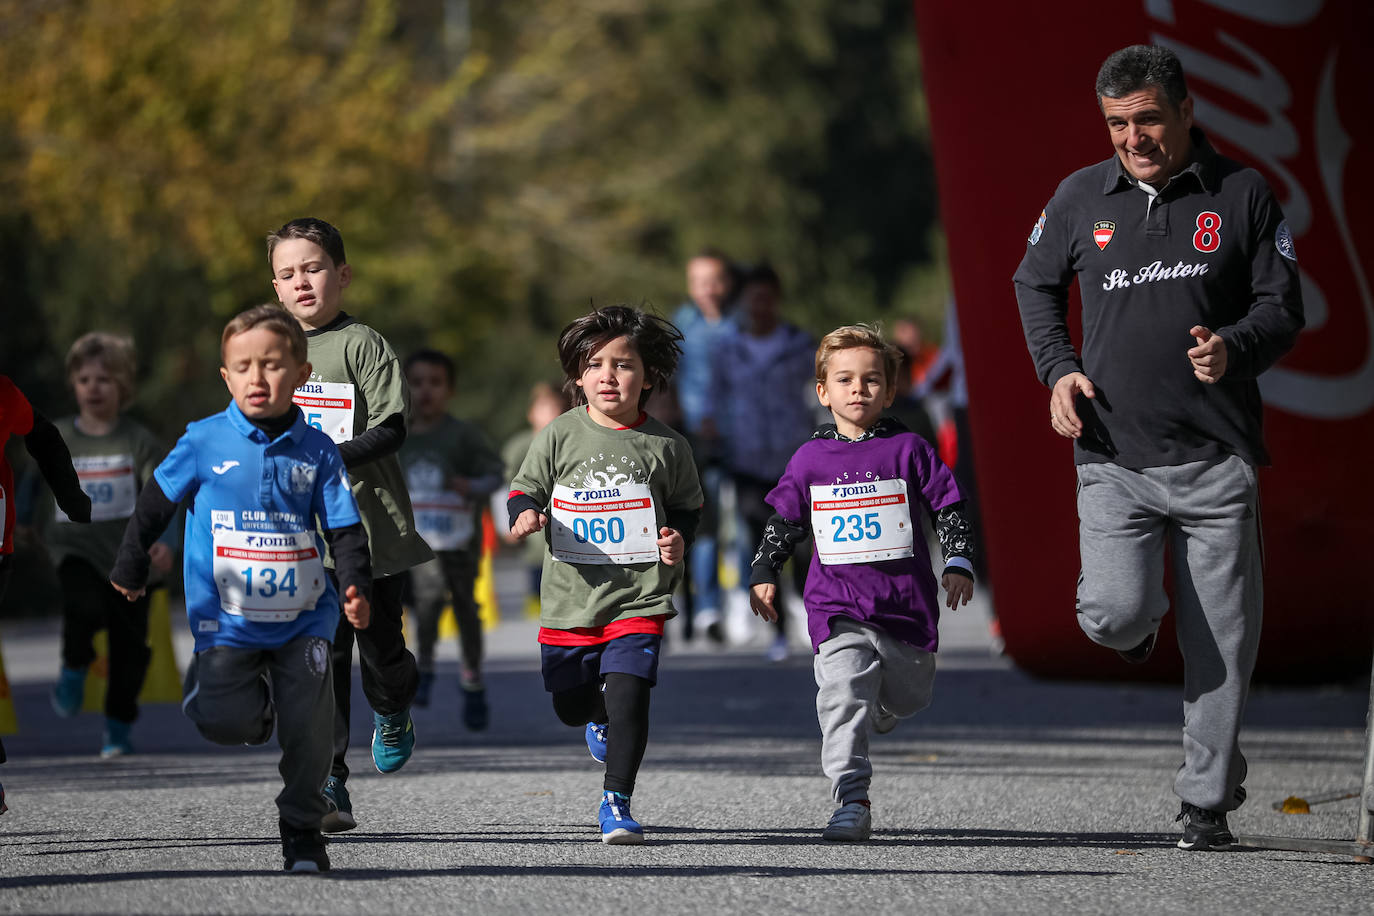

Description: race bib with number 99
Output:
[58,454,137,523]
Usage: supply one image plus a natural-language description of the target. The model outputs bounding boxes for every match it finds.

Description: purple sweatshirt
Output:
[766,428,962,653]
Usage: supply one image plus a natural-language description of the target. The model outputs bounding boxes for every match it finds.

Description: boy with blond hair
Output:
[749,324,977,841]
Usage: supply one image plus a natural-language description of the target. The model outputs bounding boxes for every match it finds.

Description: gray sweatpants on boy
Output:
[1075,454,1261,812]
[814,618,937,805]
[182,636,334,829]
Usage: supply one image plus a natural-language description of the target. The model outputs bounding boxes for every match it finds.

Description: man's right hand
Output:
[510,508,548,541]
[1049,372,1096,440]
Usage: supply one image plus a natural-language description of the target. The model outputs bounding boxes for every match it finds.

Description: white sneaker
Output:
[723,589,756,645]
[822,801,872,841]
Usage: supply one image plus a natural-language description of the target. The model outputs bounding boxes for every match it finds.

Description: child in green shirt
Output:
[400,349,503,726]
[509,306,703,844]
[45,332,171,758]
[268,217,432,833]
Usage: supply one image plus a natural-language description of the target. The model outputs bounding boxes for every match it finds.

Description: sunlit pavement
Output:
[0,551,1368,915]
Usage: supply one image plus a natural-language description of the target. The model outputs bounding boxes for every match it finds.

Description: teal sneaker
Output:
[371,709,415,774]
[100,718,134,759]
[321,776,356,833]
[598,791,644,844]
[51,666,87,718]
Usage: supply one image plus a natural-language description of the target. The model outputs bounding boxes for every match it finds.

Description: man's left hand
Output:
[1188,326,1228,383]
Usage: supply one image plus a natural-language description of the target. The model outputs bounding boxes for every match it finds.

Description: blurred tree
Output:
[0,0,944,443]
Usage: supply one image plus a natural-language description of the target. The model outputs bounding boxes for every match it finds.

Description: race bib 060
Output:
[810,478,915,566]
[549,483,658,565]
[60,454,137,523]
[212,528,327,621]
[293,382,356,444]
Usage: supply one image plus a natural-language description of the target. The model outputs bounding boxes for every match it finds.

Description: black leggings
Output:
[552,672,652,796]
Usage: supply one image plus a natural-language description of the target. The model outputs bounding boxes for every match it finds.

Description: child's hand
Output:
[148,543,174,576]
[110,580,146,602]
[941,573,973,610]
[511,508,547,541]
[343,585,371,630]
[749,583,779,622]
[657,527,683,565]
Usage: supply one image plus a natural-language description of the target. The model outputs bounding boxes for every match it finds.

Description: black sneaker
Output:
[462,685,490,732]
[1176,803,1234,851]
[1117,631,1157,664]
[281,819,331,873]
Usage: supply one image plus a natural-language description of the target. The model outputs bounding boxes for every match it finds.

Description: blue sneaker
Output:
[585,721,608,763]
[371,709,415,774]
[100,718,134,759]
[598,791,644,844]
[51,666,87,718]
[321,777,356,833]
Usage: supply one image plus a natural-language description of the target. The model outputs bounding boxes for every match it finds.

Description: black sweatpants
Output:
[183,636,334,828]
[330,572,418,781]
[58,557,151,723]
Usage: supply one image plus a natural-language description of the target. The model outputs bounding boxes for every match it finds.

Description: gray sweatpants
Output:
[814,618,937,804]
[182,636,334,829]
[1076,454,1261,812]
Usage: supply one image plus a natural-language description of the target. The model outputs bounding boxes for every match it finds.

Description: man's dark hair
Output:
[1095,45,1189,110]
[742,261,782,295]
[557,305,684,410]
[267,217,347,269]
[404,348,456,386]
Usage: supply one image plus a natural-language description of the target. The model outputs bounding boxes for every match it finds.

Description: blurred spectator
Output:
[497,382,570,618]
[670,248,741,642]
[891,317,939,389]
[714,263,814,660]
[915,300,988,584]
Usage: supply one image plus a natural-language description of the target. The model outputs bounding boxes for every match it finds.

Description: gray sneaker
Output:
[822,801,872,842]
[871,704,898,735]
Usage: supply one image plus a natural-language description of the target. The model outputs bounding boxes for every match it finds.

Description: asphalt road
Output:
[1,558,1371,914]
